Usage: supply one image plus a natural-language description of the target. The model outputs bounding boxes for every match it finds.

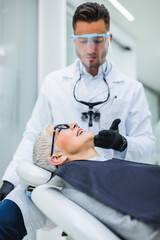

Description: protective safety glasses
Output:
[70,32,110,45]
[50,124,70,156]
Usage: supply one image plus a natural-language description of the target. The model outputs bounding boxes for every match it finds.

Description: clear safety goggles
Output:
[70,32,110,45]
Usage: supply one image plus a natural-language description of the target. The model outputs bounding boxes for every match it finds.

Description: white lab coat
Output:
[3,59,154,233]
[3,59,154,187]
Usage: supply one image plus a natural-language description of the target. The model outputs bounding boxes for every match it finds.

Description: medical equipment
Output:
[73,63,110,127]
[70,32,110,45]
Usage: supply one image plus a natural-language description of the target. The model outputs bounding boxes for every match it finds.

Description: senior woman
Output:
[32,122,160,240]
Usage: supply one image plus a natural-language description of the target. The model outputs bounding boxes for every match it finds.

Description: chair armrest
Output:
[16,161,63,187]
[32,184,121,240]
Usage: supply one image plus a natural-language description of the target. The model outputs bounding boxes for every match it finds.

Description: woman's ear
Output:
[50,154,68,166]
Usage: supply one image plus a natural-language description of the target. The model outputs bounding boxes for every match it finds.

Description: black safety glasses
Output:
[50,124,70,156]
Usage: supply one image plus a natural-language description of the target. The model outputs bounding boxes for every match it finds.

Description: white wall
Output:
[0,1,38,240]
[108,20,137,79]
[38,0,66,89]
[0,0,38,185]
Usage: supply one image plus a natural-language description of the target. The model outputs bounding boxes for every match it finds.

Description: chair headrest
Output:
[17,161,52,186]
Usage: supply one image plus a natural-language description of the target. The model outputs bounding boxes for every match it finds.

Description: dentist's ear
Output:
[50,154,68,166]
[110,33,112,42]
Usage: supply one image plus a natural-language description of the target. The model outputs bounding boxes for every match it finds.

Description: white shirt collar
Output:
[89,156,109,161]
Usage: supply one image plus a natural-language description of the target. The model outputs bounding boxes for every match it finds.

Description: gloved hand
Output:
[94,119,127,152]
[0,181,14,201]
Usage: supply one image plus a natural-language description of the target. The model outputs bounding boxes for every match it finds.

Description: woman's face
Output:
[46,122,94,155]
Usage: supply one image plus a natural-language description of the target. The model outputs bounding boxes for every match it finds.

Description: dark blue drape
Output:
[54,158,160,228]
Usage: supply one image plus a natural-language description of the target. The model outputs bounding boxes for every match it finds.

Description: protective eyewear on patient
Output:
[50,124,70,156]
[70,32,110,45]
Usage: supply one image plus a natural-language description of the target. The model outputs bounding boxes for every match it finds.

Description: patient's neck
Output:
[67,148,100,162]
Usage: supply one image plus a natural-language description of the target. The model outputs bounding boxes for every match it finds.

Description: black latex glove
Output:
[0,181,14,201]
[94,119,127,152]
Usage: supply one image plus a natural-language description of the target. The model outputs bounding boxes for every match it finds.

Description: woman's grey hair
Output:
[33,126,59,172]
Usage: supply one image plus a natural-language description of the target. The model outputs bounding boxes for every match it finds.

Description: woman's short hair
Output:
[33,127,58,172]
[72,2,110,31]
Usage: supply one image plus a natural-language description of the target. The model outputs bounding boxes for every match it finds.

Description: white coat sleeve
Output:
[125,83,155,161]
[2,78,52,186]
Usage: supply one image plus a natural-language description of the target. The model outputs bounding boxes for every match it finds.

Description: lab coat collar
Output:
[62,59,79,79]
[104,62,127,84]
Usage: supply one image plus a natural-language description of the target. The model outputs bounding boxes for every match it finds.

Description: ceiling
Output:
[69,0,160,94]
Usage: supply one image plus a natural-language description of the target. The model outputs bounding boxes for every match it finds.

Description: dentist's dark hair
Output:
[72,2,110,31]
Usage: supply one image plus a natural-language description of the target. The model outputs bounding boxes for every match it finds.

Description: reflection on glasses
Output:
[70,32,110,45]
[50,124,70,156]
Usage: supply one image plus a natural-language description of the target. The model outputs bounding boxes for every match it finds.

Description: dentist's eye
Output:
[58,129,62,133]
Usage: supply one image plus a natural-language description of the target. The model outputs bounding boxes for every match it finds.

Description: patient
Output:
[33,122,160,240]
[33,122,98,171]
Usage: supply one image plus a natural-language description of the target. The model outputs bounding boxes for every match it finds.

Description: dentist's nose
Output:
[86,41,96,53]
[70,122,78,129]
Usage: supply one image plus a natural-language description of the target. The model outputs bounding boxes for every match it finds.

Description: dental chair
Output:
[17,161,121,240]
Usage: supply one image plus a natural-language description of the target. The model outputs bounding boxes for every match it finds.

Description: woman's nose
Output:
[69,122,78,129]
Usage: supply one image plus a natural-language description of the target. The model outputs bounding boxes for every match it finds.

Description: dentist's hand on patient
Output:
[0,181,14,201]
[94,119,127,152]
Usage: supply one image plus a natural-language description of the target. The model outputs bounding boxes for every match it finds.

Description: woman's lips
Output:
[77,128,84,136]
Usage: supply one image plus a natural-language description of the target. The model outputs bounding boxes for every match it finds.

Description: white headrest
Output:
[16,161,52,186]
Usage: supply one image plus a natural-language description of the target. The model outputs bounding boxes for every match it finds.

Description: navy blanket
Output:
[54,159,160,228]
